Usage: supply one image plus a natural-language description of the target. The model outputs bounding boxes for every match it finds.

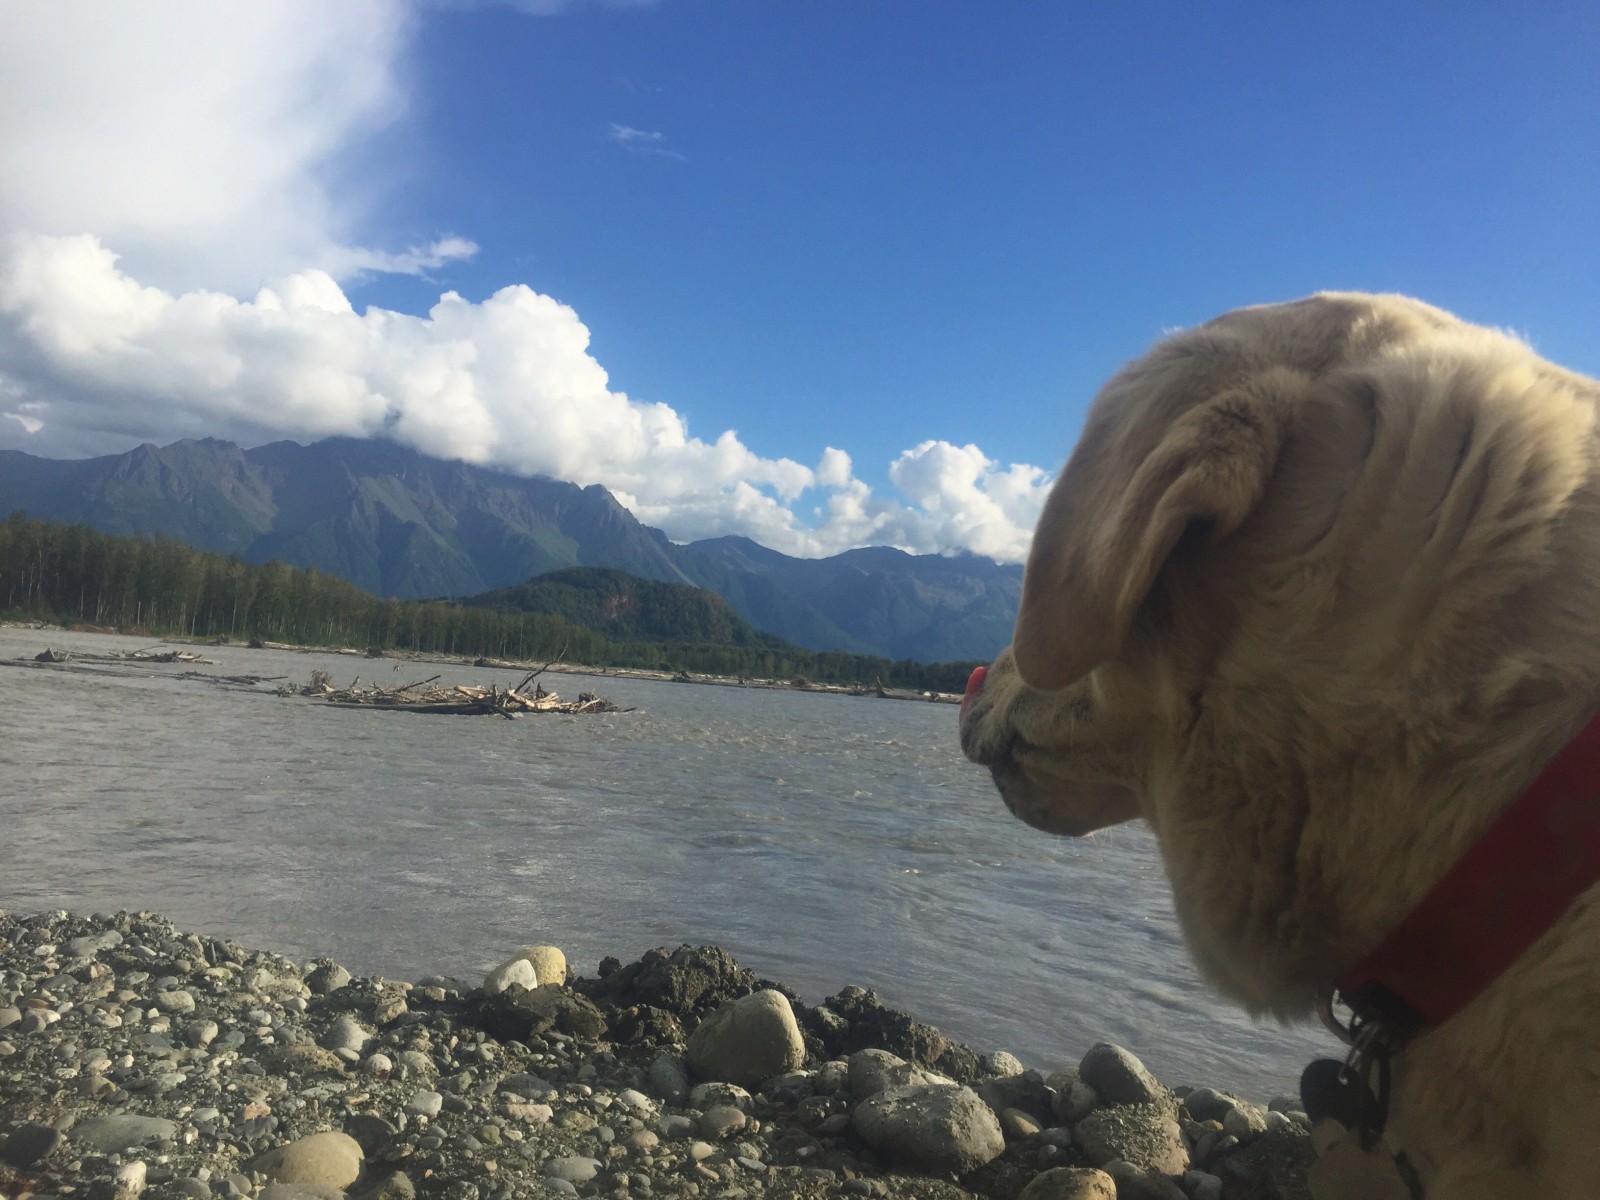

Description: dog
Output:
[960,292,1600,1199]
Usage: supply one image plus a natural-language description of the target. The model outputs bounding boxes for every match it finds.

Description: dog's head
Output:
[961,292,1600,1012]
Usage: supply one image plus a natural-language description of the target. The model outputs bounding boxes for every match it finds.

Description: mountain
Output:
[463,566,790,649]
[0,437,1022,661]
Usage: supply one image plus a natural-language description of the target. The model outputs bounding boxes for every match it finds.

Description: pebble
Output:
[0,908,1314,1200]
[406,1088,444,1117]
[545,1154,601,1182]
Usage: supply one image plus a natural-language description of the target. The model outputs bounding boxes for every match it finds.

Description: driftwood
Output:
[32,646,213,665]
[289,667,630,717]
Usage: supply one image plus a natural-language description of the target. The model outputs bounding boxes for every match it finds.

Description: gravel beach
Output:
[0,910,1313,1200]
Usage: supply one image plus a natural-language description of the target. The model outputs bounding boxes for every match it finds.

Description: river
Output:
[0,625,1334,1099]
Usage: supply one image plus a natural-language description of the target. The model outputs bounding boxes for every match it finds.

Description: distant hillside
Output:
[463,567,791,649]
[0,437,1023,662]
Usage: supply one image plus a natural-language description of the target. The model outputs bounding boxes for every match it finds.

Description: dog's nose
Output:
[960,665,988,719]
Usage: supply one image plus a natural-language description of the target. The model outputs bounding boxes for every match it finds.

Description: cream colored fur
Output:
[960,292,1600,1198]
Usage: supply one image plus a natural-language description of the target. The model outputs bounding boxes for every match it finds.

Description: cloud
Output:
[609,123,688,161]
[0,233,1050,561]
[0,4,1051,564]
[498,0,657,12]
[0,0,448,295]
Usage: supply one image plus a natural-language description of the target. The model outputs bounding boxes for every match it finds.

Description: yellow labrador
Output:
[960,293,1600,1199]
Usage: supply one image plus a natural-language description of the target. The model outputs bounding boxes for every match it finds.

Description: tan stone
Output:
[1019,1166,1117,1200]
[517,945,568,986]
[250,1130,364,1190]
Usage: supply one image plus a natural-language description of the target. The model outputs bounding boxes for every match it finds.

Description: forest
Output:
[0,512,983,693]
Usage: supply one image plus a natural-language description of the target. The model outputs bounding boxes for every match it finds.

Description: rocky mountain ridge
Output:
[0,438,1022,663]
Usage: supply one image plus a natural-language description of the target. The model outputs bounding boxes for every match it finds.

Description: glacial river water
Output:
[0,626,1335,1098]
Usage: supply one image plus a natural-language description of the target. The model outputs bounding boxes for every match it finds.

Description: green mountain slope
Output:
[462,566,791,648]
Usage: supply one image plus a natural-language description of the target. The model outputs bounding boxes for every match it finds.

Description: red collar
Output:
[1336,709,1600,1038]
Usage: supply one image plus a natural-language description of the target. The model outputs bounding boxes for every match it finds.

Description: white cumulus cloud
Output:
[0,2,1055,564]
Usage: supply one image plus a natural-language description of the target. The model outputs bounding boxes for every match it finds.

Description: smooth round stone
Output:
[482,956,538,996]
[185,1020,220,1048]
[249,1131,364,1190]
[65,931,123,957]
[362,1053,394,1078]
[1018,1166,1118,1200]
[685,989,805,1089]
[1077,1044,1165,1107]
[616,1088,655,1113]
[156,989,197,1014]
[697,1105,748,1140]
[406,1090,444,1118]
[305,962,352,996]
[544,1156,600,1183]
[657,1115,694,1140]
[69,1114,178,1153]
[1223,1104,1268,1139]
[0,1006,21,1030]
[516,945,568,987]
[319,1015,372,1056]
[1003,1107,1045,1138]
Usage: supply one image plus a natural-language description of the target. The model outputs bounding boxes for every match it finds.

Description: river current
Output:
[0,626,1333,1098]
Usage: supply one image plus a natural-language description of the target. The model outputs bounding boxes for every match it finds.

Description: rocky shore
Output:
[0,910,1312,1200]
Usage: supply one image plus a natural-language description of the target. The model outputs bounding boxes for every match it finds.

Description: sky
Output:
[0,1,1596,564]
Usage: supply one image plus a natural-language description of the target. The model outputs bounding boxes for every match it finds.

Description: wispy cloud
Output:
[493,0,657,13]
[609,123,687,162]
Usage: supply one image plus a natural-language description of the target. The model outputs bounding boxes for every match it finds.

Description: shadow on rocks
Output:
[801,985,982,1084]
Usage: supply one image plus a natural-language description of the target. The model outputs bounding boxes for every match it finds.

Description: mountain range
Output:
[0,436,1023,662]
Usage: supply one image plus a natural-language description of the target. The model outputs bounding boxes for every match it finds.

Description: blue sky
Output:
[1,1,1596,562]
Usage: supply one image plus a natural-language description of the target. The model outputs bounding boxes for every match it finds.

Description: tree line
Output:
[0,512,985,692]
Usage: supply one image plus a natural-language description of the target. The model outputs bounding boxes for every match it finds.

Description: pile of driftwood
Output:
[291,667,630,718]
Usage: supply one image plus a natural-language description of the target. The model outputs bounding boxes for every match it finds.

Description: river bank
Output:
[1,910,1312,1200]
[0,622,966,705]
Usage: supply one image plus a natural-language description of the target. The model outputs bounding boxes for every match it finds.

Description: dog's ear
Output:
[1013,384,1288,690]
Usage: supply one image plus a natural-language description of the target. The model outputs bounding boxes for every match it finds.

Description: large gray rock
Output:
[685,989,804,1088]
[851,1082,1006,1175]
[69,1114,178,1154]
[1074,1103,1188,1174]
[1078,1043,1166,1107]
[249,1131,364,1190]
[847,1047,954,1099]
